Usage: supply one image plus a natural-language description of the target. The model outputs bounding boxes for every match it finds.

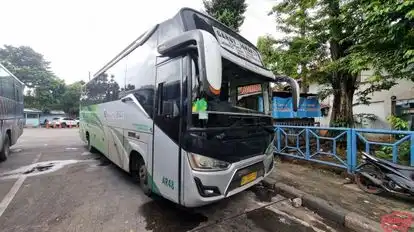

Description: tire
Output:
[131,155,151,196]
[87,136,96,153]
[355,164,384,194]
[61,123,67,128]
[0,135,10,162]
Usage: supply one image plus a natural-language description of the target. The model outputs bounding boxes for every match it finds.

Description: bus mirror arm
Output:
[157,30,222,99]
[273,75,300,112]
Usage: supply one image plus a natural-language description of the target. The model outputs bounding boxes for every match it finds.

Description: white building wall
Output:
[308,69,414,129]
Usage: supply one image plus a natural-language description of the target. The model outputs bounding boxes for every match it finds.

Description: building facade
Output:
[308,69,414,129]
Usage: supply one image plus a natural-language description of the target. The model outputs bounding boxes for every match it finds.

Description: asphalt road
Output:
[0,128,346,232]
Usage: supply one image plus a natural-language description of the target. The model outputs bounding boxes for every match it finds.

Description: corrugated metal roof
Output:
[24,108,42,113]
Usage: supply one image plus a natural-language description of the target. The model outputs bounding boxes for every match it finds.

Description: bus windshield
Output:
[190,58,272,129]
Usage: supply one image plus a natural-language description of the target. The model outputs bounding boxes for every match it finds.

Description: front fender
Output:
[124,138,149,172]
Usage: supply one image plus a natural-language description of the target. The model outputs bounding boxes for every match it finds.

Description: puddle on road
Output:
[97,158,111,166]
[81,152,92,156]
[247,208,317,232]
[23,163,54,174]
[11,148,23,153]
[140,196,208,232]
[0,159,100,180]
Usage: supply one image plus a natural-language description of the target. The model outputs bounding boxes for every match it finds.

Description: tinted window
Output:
[180,9,263,67]
[125,32,158,117]
[180,9,255,50]
[27,113,38,119]
[83,32,162,106]
[157,59,181,115]
[105,58,126,100]
[0,66,7,96]
[154,58,182,143]
[158,18,182,45]
[0,67,15,100]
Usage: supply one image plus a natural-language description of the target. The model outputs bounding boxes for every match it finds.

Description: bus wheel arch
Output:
[0,130,11,162]
[130,151,151,196]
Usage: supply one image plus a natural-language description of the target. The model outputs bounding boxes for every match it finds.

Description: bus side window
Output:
[155,58,182,143]
[125,31,158,118]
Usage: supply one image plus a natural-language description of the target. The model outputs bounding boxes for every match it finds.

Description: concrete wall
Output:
[24,113,40,128]
[308,84,332,127]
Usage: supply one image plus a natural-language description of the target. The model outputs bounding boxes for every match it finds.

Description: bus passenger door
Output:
[152,57,183,203]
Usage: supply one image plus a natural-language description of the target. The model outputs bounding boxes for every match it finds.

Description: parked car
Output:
[75,117,79,126]
[50,117,77,128]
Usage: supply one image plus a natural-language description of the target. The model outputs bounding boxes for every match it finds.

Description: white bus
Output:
[0,63,24,162]
[80,8,299,207]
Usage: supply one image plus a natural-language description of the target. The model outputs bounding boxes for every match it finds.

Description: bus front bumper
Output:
[183,153,275,207]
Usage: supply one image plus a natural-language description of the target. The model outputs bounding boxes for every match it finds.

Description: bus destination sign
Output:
[213,27,263,67]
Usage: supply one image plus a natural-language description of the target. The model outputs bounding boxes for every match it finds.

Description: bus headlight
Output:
[187,153,230,171]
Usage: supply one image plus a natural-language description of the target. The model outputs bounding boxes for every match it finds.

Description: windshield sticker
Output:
[198,111,208,120]
[192,98,208,112]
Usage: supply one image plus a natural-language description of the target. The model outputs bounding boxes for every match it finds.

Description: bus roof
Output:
[92,7,271,83]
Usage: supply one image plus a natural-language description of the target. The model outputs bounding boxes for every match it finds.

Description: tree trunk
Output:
[330,74,356,127]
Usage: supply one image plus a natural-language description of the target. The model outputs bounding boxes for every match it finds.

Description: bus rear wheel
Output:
[131,155,151,196]
[0,135,10,162]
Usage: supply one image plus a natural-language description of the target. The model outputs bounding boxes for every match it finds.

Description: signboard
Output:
[238,84,262,95]
[213,27,263,66]
[297,96,321,118]
[273,97,294,118]
[259,96,321,118]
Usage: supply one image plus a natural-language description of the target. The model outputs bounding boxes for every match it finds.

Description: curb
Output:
[263,179,382,232]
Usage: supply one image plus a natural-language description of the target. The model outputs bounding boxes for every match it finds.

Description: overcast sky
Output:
[0,0,282,84]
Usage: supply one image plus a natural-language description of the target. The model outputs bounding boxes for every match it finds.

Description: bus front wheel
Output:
[0,134,10,162]
[131,155,151,196]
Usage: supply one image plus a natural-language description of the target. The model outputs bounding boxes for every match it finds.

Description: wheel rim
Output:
[139,166,147,185]
[4,139,9,158]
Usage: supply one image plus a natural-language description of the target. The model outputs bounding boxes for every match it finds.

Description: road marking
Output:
[0,153,42,218]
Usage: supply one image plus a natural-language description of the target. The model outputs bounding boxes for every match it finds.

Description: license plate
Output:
[241,172,257,186]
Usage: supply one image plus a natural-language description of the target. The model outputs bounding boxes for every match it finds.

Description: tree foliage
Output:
[61,81,84,116]
[203,0,247,32]
[0,45,83,115]
[349,0,414,101]
[258,0,414,127]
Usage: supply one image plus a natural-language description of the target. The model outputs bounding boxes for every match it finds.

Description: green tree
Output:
[203,0,247,32]
[0,45,53,88]
[258,0,414,127]
[61,81,84,117]
[349,0,414,100]
[0,45,65,110]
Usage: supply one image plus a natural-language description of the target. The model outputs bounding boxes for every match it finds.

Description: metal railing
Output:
[274,125,414,173]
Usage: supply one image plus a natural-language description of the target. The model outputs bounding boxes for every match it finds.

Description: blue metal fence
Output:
[274,125,414,173]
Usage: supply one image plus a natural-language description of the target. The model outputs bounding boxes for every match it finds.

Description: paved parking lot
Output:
[0,129,345,232]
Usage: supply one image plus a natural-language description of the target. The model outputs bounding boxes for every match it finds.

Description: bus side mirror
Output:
[157,29,222,98]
